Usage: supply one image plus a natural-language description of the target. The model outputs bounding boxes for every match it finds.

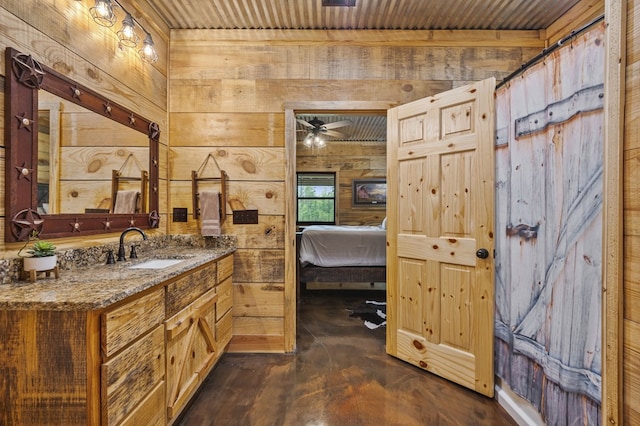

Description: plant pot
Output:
[23,255,58,272]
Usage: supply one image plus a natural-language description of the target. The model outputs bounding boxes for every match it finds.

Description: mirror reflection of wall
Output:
[37,108,53,214]
[37,91,149,215]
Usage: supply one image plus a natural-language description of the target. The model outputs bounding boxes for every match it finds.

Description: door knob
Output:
[476,248,489,259]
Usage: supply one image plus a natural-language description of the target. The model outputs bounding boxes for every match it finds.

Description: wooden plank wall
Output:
[297,140,387,226]
[168,29,544,352]
[0,0,169,255]
[624,0,640,423]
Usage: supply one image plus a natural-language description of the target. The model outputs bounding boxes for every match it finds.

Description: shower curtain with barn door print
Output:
[494,22,604,425]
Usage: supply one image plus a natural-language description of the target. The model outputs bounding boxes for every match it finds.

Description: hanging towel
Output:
[200,191,221,236]
[114,190,140,214]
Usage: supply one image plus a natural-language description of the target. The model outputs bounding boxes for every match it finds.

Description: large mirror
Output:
[5,47,160,242]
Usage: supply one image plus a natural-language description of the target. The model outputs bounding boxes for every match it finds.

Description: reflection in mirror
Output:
[37,106,54,214]
[37,92,149,215]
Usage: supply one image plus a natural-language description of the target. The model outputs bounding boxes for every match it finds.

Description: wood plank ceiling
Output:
[141,0,582,31]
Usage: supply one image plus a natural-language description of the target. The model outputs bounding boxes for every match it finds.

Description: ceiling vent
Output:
[322,0,356,6]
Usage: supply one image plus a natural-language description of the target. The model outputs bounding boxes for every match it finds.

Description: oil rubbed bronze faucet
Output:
[117,227,148,261]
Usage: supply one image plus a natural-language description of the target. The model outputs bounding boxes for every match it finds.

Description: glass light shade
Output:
[116,13,140,48]
[303,133,314,147]
[139,33,159,64]
[302,132,326,148]
[90,0,117,27]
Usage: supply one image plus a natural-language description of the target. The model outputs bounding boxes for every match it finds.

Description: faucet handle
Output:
[130,245,139,259]
[105,249,116,265]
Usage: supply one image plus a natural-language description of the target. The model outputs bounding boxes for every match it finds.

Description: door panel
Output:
[387,78,496,397]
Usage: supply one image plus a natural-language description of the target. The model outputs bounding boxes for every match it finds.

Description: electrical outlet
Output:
[233,210,259,224]
[173,207,188,222]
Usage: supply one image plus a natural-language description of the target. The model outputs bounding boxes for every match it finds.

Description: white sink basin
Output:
[129,259,185,269]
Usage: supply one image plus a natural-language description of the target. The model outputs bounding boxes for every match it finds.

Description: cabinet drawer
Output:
[102,288,165,357]
[102,325,165,426]
[216,276,233,321]
[119,381,166,426]
[166,263,216,317]
[217,254,233,282]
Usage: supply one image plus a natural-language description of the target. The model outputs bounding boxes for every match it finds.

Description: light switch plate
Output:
[233,210,259,224]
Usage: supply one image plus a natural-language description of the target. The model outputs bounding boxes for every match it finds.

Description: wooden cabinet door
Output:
[165,287,219,422]
[386,78,496,396]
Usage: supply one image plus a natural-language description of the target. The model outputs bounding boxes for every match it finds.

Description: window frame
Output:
[296,171,338,226]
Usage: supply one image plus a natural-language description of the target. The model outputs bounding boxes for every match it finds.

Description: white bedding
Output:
[299,225,386,267]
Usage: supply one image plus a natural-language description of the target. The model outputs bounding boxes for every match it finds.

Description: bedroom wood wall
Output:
[624,0,640,422]
[0,0,170,255]
[297,140,387,226]
[168,29,544,352]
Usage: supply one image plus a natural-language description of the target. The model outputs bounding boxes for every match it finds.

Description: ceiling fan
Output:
[296,116,352,148]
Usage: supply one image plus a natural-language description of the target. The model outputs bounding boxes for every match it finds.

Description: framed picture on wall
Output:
[352,178,386,207]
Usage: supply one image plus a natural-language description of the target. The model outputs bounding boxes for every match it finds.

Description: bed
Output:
[297,224,387,293]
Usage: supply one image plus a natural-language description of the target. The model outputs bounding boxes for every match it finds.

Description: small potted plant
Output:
[18,231,58,273]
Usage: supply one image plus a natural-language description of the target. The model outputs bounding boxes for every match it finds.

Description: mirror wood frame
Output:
[4,47,160,242]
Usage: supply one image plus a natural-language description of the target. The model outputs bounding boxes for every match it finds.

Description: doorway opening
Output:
[283,102,395,353]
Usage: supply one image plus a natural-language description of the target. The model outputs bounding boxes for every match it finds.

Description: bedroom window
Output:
[297,172,336,225]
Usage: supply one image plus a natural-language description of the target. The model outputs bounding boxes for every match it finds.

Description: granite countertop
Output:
[0,235,235,311]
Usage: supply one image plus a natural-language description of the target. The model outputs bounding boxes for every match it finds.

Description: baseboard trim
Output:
[495,381,544,426]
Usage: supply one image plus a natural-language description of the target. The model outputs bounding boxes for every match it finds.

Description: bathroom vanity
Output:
[0,241,234,425]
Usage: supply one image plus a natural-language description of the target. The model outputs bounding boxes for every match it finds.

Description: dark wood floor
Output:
[177,290,517,426]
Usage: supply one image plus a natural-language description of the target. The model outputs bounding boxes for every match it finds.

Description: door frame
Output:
[282,101,397,352]
[602,0,625,423]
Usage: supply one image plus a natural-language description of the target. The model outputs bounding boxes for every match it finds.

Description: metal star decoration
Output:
[103,218,112,231]
[71,85,82,99]
[148,122,160,141]
[129,217,136,227]
[70,218,82,233]
[11,209,45,241]
[12,53,45,88]
[15,113,33,131]
[148,210,160,228]
[15,162,34,181]
[104,102,113,115]
[129,113,136,126]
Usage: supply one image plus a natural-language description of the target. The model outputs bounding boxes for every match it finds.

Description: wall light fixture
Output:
[116,13,140,47]
[90,0,117,27]
[82,0,159,64]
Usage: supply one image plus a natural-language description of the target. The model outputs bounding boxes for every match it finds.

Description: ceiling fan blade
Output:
[323,119,352,130]
[296,118,315,128]
[324,129,348,138]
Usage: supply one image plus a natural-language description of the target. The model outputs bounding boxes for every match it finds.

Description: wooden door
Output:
[165,288,219,421]
[386,78,496,397]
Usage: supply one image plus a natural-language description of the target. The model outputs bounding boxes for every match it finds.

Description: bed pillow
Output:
[381,217,387,229]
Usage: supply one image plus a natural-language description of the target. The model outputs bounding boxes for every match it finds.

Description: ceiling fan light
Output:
[117,13,140,48]
[303,133,314,147]
[314,135,326,148]
[90,0,117,27]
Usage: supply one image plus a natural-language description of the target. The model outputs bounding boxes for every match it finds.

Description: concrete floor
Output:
[176,290,517,426]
